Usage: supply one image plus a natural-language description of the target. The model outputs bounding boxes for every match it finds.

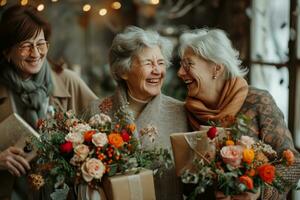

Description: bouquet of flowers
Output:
[28,108,172,198]
[181,115,295,199]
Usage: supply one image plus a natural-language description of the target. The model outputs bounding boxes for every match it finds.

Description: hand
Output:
[215,190,260,200]
[0,146,31,176]
[231,191,260,200]
[215,191,231,200]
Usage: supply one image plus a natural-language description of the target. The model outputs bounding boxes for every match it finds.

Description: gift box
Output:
[0,113,39,161]
[103,169,156,200]
[170,127,226,176]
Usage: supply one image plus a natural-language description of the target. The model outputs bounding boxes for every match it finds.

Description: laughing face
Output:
[177,48,217,100]
[5,30,48,79]
[122,45,166,101]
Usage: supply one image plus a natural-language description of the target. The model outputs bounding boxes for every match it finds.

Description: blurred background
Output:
[1,1,300,198]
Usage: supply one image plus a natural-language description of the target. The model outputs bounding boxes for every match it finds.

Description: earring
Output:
[212,75,217,79]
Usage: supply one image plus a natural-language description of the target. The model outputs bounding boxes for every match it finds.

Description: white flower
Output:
[74,144,90,161]
[70,123,91,135]
[239,136,255,148]
[92,132,108,147]
[89,114,111,127]
[139,124,158,143]
[81,158,106,182]
[65,132,84,146]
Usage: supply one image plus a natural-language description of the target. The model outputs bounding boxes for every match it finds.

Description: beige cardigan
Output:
[85,86,189,200]
[0,68,98,199]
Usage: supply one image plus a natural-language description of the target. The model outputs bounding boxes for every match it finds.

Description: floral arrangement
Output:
[28,108,172,198]
[181,115,295,199]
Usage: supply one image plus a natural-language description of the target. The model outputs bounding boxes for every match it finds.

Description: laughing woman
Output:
[0,5,97,200]
[177,28,300,200]
[85,26,189,200]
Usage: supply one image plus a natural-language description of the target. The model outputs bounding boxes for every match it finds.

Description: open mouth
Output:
[184,79,194,85]
[146,78,160,84]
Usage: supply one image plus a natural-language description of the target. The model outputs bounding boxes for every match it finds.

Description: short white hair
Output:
[109,26,173,83]
[178,28,248,78]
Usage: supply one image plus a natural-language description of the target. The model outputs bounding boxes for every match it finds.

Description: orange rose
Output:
[108,133,124,148]
[225,140,235,146]
[246,168,256,177]
[243,148,255,164]
[84,130,97,142]
[283,149,295,166]
[239,175,254,190]
[126,124,136,133]
[257,164,275,184]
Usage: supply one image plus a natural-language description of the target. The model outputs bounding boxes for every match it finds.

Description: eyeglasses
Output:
[180,59,194,72]
[18,41,49,56]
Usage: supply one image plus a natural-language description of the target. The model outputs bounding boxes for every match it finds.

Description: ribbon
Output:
[128,174,143,200]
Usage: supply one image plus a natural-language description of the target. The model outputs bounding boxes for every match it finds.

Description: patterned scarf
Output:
[0,59,53,128]
[185,77,248,130]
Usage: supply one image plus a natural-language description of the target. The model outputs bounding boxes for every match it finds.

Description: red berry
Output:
[207,126,217,140]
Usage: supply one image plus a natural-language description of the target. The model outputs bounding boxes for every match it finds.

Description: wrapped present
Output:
[0,113,39,161]
[170,127,226,176]
[103,169,156,200]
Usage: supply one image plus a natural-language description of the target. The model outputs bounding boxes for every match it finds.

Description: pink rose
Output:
[220,145,243,168]
[65,132,84,146]
[74,144,90,161]
[92,133,108,147]
[81,158,106,182]
[239,136,255,148]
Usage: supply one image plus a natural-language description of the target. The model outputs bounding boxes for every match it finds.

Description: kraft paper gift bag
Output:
[0,113,39,161]
[170,127,227,176]
[103,169,156,200]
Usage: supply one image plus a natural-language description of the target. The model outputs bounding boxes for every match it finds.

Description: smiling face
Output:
[177,48,217,101]
[5,30,48,79]
[122,45,166,101]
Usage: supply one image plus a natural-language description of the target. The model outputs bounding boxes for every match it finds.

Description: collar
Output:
[0,84,8,99]
[50,69,71,98]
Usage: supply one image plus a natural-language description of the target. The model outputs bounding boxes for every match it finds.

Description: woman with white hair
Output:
[86,26,188,200]
[177,28,300,200]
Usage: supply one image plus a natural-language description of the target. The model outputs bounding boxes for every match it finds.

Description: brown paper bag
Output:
[103,169,156,200]
[170,127,227,176]
[0,113,39,161]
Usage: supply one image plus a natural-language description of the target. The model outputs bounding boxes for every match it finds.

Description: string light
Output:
[99,8,107,16]
[150,0,159,5]
[83,4,91,12]
[111,1,121,10]
[0,0,7,6]
[51,0,58,2]
[20,0,28,6]
[37,4,45,11]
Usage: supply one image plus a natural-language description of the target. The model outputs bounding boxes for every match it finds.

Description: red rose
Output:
[257,164,276,184]
[121,129,130,142]
[60,141,73,154]
[207,126,217,140]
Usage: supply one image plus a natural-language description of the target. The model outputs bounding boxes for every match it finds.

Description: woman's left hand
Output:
[231,190,260,200]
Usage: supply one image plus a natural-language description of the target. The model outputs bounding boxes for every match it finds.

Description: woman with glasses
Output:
[177,28,300,200]
[0,5,97,200]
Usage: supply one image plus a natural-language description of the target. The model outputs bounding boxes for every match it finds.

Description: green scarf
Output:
[0,59,53,128]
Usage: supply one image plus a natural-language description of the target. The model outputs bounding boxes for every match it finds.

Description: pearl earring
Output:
[212,75,217,79]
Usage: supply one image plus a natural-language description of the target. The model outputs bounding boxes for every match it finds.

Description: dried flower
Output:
[28,174,45,190]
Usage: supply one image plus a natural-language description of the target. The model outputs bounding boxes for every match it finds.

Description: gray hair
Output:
[109,26,173,82]
[178,28,248,79]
